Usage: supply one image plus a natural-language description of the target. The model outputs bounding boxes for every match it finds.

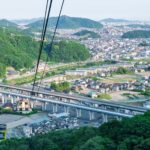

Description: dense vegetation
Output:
[73,30,101,38]
[28,16,103,29]
[51,81,70,92]
[115,67,130,74]
[139,41,150,47]
[46,40,90,63]
[0,28,47,71]
[140,90,150,96]
[0,63,6,78]
[1,112,150,149]
[122,30,150,38]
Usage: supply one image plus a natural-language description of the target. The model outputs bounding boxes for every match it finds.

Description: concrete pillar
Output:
[52,104,58,113]
[10,96,14,104]
[30,102,34,109]
[76,109,82,118]
[115,108,119,112]
[64,106,69,113]
[2,95,5,104]
[102,114,108,123]
[89,111,95,121]
[42,102,47,111]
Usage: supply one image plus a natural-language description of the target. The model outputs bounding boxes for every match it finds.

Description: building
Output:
[15,99,32,113]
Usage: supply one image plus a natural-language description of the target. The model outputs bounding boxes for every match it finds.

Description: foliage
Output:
[0,27,46,70]
[122,30,150,38]
[84,60,117,68]
[140,90,150,96]
[0,63,6,78]
[46,40,90,63]
[1,112,150,149]
[139,41,150,47]
[116,67,130,74]
[133,89,150,96]
[51,82,70,92]
[122,93,138,99]
[74,30,101,38]
[0,106,12,114]
[97,93,112,100]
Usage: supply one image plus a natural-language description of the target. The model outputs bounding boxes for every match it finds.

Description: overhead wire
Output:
[32,0,53,93]
[37,0,65,91]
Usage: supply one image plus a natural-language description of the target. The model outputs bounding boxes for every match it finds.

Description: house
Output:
[15,99,32,113]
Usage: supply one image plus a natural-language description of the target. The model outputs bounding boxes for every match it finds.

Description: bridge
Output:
[0,83,149,122]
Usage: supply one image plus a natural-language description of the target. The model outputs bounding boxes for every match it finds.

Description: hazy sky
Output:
[0,0,150,21]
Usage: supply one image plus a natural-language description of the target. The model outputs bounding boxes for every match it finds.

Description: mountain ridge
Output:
[28,16,103,29]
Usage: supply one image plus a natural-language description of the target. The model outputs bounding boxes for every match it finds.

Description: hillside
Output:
[0,111,150,149]
[46,40,90,62]
[0,28,45,71]
[73,30,101,38]
[0,19,18,28]
[122,30,150,38]
[28,16,103,29]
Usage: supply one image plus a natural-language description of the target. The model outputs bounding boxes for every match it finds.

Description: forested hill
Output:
[0,19,18,28]
[46,40,90,62]
[0,111,150,149]
[0,28,43,70]
[122,30,150,38]
[0,28,90,75]
[73,30,101,38]
[28,16,103,29]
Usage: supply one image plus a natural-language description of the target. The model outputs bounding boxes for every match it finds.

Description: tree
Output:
[80,136,116,150]
[0,63,6,78]
[50,82,70,92]
[46,40,90,63]
[116,67,129,74]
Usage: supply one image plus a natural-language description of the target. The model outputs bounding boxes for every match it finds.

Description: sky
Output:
[0,0,150,21]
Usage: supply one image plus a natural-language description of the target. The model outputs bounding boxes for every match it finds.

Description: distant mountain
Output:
[0,19,18,28]
[12,18,42,25]
[73,30,101,38]
[28,16,103,29]
[122,30,150,38]
[127,24,150,29]
[101,18,131,23]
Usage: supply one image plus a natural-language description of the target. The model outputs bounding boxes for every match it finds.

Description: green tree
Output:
[0,63,6,78]
[80,136,116,150]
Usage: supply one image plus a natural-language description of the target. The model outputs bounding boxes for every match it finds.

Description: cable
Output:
[32,0,53,93]
[37,0,65,91]
[41,0,49,40]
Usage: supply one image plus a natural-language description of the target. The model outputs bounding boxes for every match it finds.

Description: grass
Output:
[97,93,112,100]
[101,74,138,84]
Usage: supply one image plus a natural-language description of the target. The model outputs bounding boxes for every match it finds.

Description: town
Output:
[1,20,150,141]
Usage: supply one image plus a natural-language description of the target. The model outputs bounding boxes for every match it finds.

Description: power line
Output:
[32,0,53,93]
[37,0,65,91]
